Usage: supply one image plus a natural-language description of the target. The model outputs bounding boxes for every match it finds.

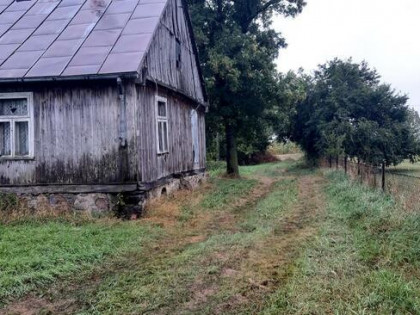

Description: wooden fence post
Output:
[344,156,347,174]
[382,162,386,191]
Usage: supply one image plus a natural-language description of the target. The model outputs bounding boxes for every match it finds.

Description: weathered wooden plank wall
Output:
[0,0,208,188]
[144,0,205,104]
[136,84,206,183]
[0,81,138,185]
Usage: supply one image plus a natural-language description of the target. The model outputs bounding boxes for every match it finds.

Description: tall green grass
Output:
[265,171,420,314]
[0,221,160,305]
[200,177,257,210]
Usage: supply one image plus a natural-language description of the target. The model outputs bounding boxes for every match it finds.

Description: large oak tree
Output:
[188,0,306,176]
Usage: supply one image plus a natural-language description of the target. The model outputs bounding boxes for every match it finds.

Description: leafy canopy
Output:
[188,0,306,173]
[291,58,420,166]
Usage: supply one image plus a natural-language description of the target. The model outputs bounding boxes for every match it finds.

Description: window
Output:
[176,38,181,69]
[156,96,169,154]
[0,93,34,159]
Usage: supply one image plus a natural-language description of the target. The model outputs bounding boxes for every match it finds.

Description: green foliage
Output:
[206,160,226,177]
[291,58,420,166]
[268,141,301,155]
[188,0,306,173]
[0,193,18,213]
[271,70,311,139]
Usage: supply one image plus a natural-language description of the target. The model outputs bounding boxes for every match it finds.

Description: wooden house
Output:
[0,0,207,214]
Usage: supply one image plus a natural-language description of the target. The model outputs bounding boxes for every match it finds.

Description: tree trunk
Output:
[225,122,239,177]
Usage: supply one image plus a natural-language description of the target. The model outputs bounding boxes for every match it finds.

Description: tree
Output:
[188,0,306,176]
[292,58,420,166]
[407,108,420,145]
[271,70,310,140]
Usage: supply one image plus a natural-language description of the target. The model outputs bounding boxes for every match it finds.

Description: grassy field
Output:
[0,220,161,305]
[1,161,419,314]
[265,171,420,314]
[388,160,420,177]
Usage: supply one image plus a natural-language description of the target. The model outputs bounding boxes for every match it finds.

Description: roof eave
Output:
[0,72,139,84]
[180,0,208,103]
[143,76,208,108]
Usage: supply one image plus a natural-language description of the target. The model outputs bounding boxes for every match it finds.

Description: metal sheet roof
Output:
[0,0,167,80]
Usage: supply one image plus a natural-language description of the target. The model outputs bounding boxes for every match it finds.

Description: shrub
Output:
[0,193,18,213]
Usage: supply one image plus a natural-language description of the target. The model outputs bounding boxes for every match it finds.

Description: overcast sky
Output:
[273,0,420,112]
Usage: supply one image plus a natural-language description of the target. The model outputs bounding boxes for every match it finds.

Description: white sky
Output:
[273,0,420,112]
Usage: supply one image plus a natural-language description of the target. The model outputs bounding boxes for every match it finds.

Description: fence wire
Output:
[321,157,420,212]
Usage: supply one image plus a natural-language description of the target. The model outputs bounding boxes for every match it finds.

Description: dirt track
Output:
[2,166,326,315]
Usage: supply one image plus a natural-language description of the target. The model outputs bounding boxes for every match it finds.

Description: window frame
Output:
[0,92,34,160]
[156,95,169,154]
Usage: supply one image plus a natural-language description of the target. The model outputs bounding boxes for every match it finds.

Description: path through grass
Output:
[1,161,325,314]
[2,162,418,314]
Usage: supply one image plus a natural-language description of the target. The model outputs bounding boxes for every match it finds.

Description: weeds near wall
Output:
[0,193,18,212]
[0,193,92,225]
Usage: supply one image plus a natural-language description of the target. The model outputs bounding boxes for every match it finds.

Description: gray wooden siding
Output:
[0,0,208,188]
[144,0,205,104]
[136,84,206,183]
[0,81,138,185]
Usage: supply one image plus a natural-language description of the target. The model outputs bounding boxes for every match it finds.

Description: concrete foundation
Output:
[14,172,207,217]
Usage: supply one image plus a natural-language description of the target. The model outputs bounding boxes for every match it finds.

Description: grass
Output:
[205,160,226,177]
[267,141,302,155]
[388,160,420,177]
[0,220,161,306]
[200,176,257,209]
[1,161,419,314]
[240,160,295,177]
[0,162,270,312]
[71,177,300,314]
[264,171,420,314]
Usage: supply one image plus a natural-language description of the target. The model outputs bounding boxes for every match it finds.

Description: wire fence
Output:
[321,156,420,212]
